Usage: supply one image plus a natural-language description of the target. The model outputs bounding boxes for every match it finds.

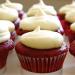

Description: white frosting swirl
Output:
[59,1,75,14]
[20,15,61,31]
[70,22,75,31]
[1,0,23,11]
[0,24,10,43]
[65,10,75,23]
[0,20,15,32]
[27,0,57,16]
[20,27,64,49]
[0,5,18,21]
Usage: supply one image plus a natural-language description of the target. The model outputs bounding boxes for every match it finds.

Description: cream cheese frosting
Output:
[0,5,18,21]
[65,10,75,23]
[20,27,64,49]
[20,15,61,31]
[0,20,15,32]
[1,0,23,11]
[70,22,75,31]
[27,0,57,16]
[0,23,10,43]
[59,0,75,14]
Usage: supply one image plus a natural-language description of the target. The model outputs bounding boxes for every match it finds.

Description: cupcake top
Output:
[65,10,75,23]
[0,5,18,21]
[1,0,23,11]
[20,11,61,31]
[0,20,15,32]
[59,0,75,14]
[0,21,10,43]
[27,0,57,16]
[70,22,75,32]
[20,27,64,49]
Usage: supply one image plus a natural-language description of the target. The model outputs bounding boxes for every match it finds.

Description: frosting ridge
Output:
[20,27,64,49]
[20,15,61,31]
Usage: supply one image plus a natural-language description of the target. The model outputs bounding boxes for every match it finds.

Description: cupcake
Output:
[0,20,16,41]
[16,6,63,35]
[0,24,14,74]
[58,0,75,42]
[1,0,25,19]
[15,27,68,74]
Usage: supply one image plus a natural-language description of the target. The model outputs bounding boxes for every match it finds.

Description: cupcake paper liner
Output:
[0,52,9,69]
[17,52,67,73]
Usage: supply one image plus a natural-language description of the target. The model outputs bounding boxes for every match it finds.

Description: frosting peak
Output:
[20,28,64,49]
[27,0,57,16]
[2,0,23,11]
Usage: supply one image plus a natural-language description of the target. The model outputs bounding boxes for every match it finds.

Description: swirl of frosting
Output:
[0,20,15,32]
[65,10,75,23]
[70,22,75,31]
[20,27,64,49]
[20,15,61,31]
[27,0,57,16]
[0,5,18,21]
[1,0,23,11]
[0,24,10,43]
[59,0,75,14]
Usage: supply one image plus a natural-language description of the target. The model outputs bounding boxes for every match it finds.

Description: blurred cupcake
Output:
[0,20,16,41]
[69,23,75,56]
[0,24,14,74]
[16,7,63,35]
[15,27,68,74]
[58,0,75,42]
[1,0,25,19]
[27,0,57,16]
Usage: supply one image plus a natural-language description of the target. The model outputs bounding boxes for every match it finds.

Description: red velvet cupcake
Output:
[0,25,14,74]
[16,0,63,35]
[15,27,68,74]
[58,0,75,43]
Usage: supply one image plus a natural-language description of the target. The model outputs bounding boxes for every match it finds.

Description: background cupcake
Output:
[0,24,14,74]
[16,0,63,35]
[58,0,75,43]
[15,27,68,74]
[1,0,25,20]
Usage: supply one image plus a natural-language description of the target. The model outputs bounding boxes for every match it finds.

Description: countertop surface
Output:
[3,49,75,75]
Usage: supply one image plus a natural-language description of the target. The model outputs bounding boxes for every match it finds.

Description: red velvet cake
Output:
[15,28,68,73]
